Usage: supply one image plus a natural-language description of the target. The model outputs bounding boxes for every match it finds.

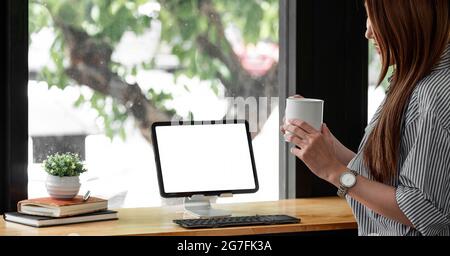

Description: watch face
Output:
[340,173,356,187]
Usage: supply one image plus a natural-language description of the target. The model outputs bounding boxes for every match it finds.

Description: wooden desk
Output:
[0,197,356,236]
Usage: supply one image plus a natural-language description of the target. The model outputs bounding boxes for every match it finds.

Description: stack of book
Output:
[3,196,118,227]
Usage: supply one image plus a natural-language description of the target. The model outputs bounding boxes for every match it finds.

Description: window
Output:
[368,41,391,122]
[28,0,279,207]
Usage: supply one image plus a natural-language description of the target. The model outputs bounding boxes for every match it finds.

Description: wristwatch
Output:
[337,169,358,198]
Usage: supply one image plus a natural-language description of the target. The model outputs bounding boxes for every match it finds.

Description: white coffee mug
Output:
[285,98,324,131]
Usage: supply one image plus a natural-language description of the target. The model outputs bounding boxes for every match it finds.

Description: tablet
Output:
[151,120,259,198]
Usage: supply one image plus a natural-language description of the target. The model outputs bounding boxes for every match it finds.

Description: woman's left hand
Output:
[283,120,346,186]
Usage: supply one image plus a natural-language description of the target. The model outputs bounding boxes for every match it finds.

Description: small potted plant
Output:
[43,152,87,199]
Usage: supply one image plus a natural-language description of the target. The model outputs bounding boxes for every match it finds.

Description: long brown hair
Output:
[364,0,450,183]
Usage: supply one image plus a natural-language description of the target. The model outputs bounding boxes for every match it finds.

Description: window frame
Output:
[1,0,29,214]
[278,0,297,199]
[279,0,368,198]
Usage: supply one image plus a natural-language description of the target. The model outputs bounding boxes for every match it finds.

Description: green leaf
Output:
[56,1,82,27]
[43,152,87,177]
[210,80,220,96]
[131,65,138,76]
[74,94,85,107]
[243,5,263,43]
[119,126,127,141]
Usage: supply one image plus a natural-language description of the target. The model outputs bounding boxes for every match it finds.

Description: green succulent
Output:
[43,153,87,177]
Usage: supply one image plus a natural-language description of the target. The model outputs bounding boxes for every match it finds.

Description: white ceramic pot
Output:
[46,175,81,199]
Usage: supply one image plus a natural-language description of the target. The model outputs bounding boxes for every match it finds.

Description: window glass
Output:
[28,0,279,208]
[368,42,390,122]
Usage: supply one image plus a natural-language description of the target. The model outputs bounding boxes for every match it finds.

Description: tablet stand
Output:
[183,195,231,218]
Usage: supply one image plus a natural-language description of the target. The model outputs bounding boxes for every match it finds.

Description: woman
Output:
[281,0,450,236]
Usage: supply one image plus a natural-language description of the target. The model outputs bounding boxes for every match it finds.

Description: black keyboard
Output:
[173,215,301,229]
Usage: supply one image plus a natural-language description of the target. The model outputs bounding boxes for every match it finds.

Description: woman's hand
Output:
[280,94,344,164]
[283,119,346,186]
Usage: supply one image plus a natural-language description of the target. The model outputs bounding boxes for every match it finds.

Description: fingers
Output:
[288,119,318,134]
[285,133,307,148]
[284,123,309,140]
[280,117,287,134]
[321,123,330,134]
[290,147,304,160]
[321,123,336,142]
[289,94,304,99]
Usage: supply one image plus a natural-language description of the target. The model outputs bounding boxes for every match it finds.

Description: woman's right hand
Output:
[280,94,356,165]
[280,94,304,134]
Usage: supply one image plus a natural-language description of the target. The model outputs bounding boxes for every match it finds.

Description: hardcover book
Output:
[17,196,108,217]
[4,210,118,228]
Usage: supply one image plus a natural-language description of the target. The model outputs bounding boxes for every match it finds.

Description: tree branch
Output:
[262,62,279,97]
[196,0,256,89]
[61,25,172,143]
[215,72,234,92]
[196,0,279,136]
[195,35,233,72]
[31,2,171,141]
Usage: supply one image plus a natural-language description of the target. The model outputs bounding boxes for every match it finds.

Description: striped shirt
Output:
[347,44,450,236]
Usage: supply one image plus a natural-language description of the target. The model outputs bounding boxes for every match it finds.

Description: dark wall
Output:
[295,0,368,197]
[1,0,28,214]
[0,0,6,214]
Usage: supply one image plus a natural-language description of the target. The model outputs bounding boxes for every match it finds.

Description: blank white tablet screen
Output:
[155,123,257,193]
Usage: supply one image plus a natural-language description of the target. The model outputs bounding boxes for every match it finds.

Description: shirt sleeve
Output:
[395,110,450,236]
